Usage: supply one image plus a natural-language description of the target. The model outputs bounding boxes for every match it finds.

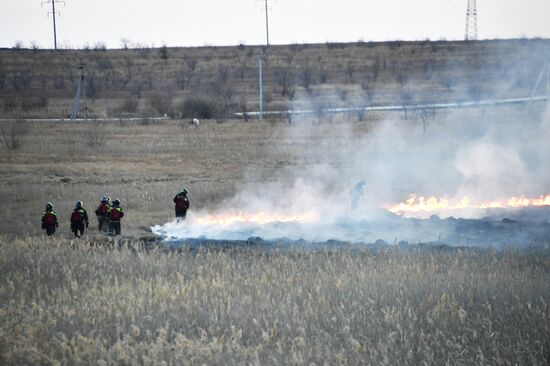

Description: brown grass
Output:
[0,236,548,365]
[1,40,549,364]
[0,103,544,237]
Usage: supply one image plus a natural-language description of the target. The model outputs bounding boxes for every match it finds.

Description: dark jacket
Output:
[173,194,190,210]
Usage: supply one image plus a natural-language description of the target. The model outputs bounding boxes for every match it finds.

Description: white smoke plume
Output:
[154,45,550,244]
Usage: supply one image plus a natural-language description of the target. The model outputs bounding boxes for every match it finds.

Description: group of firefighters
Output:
[41,188,190,237]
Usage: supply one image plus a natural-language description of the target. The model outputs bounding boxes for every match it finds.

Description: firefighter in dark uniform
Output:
[107,199,124,236]
[95,196,110,232]
[70,201,89,238]
[173,188,190,220]
[41,202,58,236]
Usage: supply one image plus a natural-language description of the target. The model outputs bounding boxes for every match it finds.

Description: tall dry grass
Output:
[1,236,548,365]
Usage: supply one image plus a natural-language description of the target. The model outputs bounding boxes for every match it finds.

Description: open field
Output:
[1,103,546,238]
[1,39,550,364]
[1,237,549,365]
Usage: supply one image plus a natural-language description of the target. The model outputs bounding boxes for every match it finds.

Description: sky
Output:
[0,0,549,49]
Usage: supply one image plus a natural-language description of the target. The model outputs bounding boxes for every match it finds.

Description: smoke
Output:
[154,42,550,245]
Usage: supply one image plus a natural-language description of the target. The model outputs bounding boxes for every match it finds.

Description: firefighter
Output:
[107,199,124,236]
[173,188,190,220]
[70,201,89,238]
[41,202,58,236]
[95,196,110,232]
[351,180,366,210]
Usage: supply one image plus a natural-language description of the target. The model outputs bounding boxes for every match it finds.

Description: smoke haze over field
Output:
[154,46,550,244]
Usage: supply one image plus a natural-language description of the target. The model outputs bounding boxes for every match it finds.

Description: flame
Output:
[388,194,550,216]
[194,210,319,226]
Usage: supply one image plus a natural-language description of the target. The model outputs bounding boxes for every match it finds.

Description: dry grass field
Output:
[1,237,549,365]
[1,39,550,364]
[1,108,549,364]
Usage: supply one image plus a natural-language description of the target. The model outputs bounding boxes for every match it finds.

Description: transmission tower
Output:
[465,0,478,41]
[41,0,65,50]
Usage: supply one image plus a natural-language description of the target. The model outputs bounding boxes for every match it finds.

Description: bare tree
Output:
[38,73,48,91]
[345,62,354,83]
[217,64,229,85]
[0,64,6,90]
[337,88,348,101]
[12,69,32,90]
[415,105,437,132]
[215,84,235,121]
[93,42,107,51]
[396,72,410,87]
[86,72,100,99]
[119,61,133,90]
[234,61,247,80]
[399,89,413,120]
[312,100,326,125]
[1,118,29,150]
[239,97,249,122]
[31,41,40,53]
[298,63,315,91]
[282,109,293,126]
[275,67,296,99]
[318,66,329,84]
[360,76,376,103]
[175,69,185,90]
[159,45,169,62]
[440,73,457,91]
[120,38,131,50]
[186,58,197,73]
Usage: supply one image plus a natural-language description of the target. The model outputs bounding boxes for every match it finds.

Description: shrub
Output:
[1,118,29,150]
[121,97,139,113]
[275,67,296,98]
[179,97,217,119]
[149,92,174,116]
[86,121,105,148]
[160,45,168,62]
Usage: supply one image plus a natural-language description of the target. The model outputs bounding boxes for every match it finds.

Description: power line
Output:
[465,0,478,41]
[41,0,64,50]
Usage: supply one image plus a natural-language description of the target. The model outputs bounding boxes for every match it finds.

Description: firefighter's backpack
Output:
[43,212,56,225]
[176,197,188,209]
[110,209,122,221]
[71,211,82,223]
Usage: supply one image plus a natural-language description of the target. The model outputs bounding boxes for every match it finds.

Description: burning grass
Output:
[1,235,549,365]
[389,194,550,217]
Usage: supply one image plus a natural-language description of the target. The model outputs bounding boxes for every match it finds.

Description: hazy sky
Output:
[1,0,549,49]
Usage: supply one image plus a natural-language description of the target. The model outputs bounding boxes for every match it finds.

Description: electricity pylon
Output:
[465,0,478,41]
[71,64,85,120]
[41,0,65,50]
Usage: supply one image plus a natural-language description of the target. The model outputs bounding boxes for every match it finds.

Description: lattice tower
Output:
[465,0,478,40]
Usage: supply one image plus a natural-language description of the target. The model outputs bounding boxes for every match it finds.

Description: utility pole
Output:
[465,0,478,41]
[264,0,270,46]
[42,0,65,50]
[258,53,264,122]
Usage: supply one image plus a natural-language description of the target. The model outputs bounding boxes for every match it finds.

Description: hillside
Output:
[1,39,549,120]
